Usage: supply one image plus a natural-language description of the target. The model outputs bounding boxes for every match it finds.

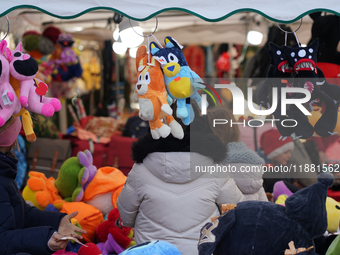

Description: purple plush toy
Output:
[75,150,97,202]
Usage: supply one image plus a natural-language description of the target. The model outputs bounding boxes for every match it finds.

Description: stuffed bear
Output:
[198,173,333,255]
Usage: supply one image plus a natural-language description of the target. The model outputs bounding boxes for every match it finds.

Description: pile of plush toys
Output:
[22,150,135,254]
[22,148,183,254]
[198,174,340,255]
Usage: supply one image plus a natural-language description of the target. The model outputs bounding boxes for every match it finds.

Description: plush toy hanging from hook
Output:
[6,42,62,117]
[0,40,21,127]
[150,36,207,125]
[257,20,340,140]
[135,45,184,140]
[282,39,340,139]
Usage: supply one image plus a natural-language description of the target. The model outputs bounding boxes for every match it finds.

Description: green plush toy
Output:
[55,149,97,202]
[326,234,340,255]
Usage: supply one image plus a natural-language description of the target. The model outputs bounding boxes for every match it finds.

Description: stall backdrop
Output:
[2,1,340,46]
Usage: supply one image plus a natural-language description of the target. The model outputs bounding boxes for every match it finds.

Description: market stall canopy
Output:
[3,9,314,46]
[2,0,340,22]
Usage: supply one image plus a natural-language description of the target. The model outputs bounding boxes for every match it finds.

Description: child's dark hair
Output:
[206,106,240,144]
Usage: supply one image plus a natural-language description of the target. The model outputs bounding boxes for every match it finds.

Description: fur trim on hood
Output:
[132,129,227,164]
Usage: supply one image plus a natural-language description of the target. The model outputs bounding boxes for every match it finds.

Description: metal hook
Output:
[275,18,303,34]
[128,16,158,38]
[1,15,10,41]
[275,18,303,46]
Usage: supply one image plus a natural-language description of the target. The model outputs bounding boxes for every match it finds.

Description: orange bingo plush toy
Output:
[22,171,65,210]
[135,45,183,140]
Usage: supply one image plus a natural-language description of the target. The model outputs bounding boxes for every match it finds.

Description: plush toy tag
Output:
[2,90,12,105]
[57,236,88,247]
[34,79,48,96]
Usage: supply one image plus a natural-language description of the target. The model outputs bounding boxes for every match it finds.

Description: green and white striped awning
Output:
[2,0,340,23]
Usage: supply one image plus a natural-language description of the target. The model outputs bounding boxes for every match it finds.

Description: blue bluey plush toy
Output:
[120,240,182,255]
[150,36,206,125]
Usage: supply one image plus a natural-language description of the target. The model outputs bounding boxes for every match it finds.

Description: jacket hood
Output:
[132,125,227,164]
[143,151,215,184]
[131,120,227,184]
[0,151,18,179]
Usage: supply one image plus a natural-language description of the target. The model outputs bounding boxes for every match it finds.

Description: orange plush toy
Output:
[22,171,65,210]
[135,45,183,140]
[83,167,127,215]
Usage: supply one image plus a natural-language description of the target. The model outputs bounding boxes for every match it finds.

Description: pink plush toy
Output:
[0,40,21,126]
[6,42,61,117]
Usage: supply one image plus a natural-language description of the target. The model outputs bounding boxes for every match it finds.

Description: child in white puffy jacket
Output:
[207,106,268,201]
[117,107,246,255]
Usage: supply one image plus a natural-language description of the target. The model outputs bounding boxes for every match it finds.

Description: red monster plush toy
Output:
[96,208,135,249]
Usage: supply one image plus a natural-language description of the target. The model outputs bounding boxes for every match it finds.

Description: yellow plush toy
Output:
[275,194,288,206]
[22,171,65,210]
[326,196,340,233]
[10,75,36,142]
[82,57,101,91]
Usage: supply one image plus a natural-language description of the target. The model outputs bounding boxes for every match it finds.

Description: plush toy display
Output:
[55,150,97,202]
[272,180,301,201]
[150,36,206,125]
[198,173,333,255]
[0,40,21,126]
[326,234,340,255]
[6,42,61,117]
[57,34,78,65]
[96,208,135,253]
[60,201,104,243]
[308,13,340,82]
[82,57,101,91]
[281,39,340,139]
[78,243,102,255]
[325,197,340,233]
[273,180,340,234]
[82,166,127,215]
[120,240,182,255]
[22,30,54,59]
[22,171,65,210]
[135,45,184,140]
[50,33,83,82]
[257,42,301,138]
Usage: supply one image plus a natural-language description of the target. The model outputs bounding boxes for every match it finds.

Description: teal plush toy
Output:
[150,36,206,125]
[120,240,182,255]
[55,149,97,202]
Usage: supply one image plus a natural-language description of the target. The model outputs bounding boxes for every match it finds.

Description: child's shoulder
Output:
[226,142,264,164]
